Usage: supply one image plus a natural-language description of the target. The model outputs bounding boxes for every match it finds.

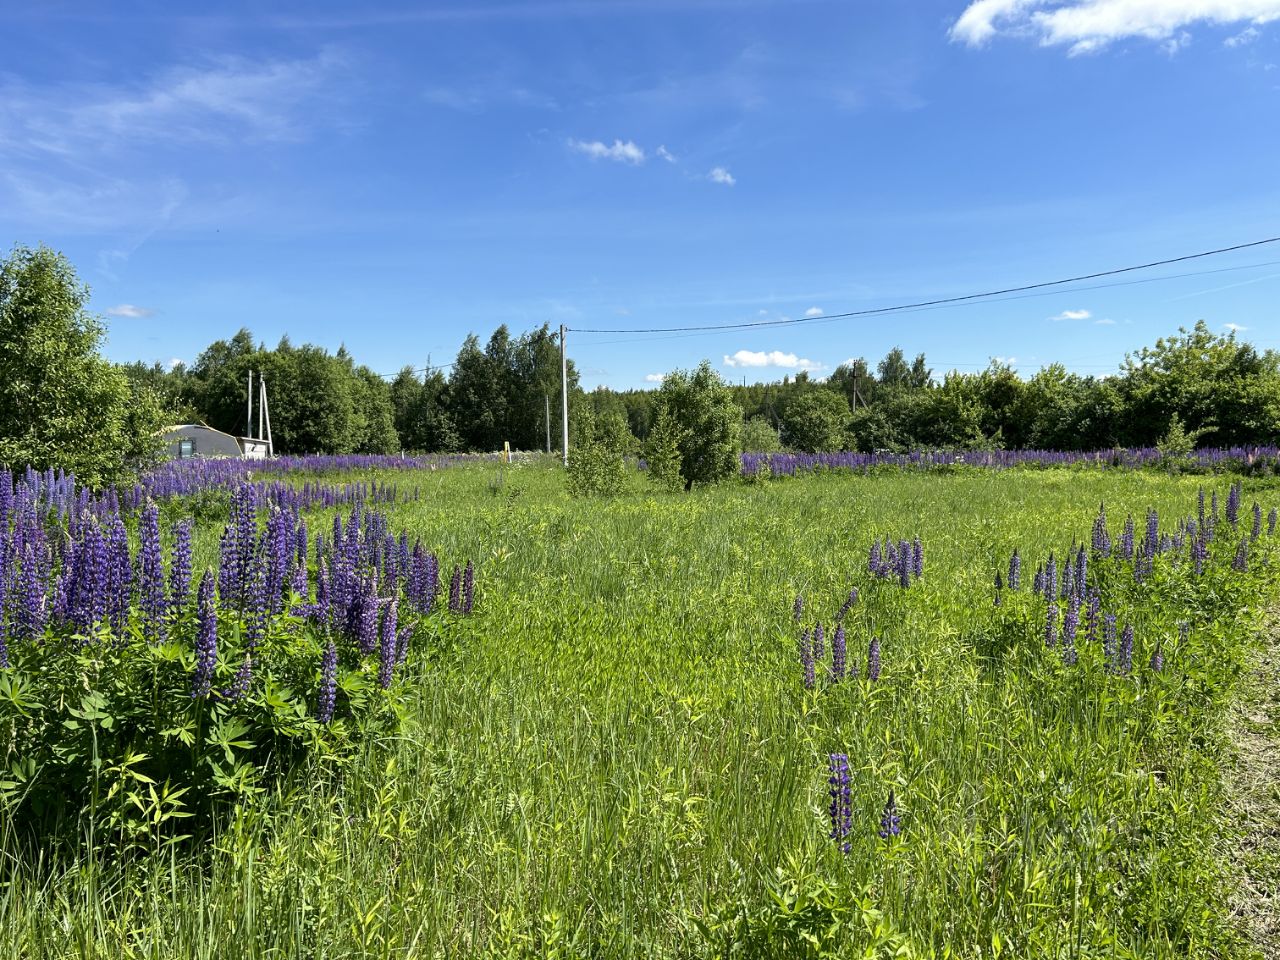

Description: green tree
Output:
[740,415,783,453]
[782,389,850,452]
[652,362,742,489]
[0,245,164,486]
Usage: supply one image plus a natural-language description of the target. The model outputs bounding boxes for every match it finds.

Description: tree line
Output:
[4,244,1278,488]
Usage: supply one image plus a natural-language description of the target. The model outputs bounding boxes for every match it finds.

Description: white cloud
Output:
[1225,322,1249,331]
[1226,25,1262,43]
[105,303,155,318]
[723,349,824,371]
[166,357,185,370]
[1050,308,1092,321]
[1094,317,1117,325]
[708,166,736,185]
[804,306,824,317]
[656,145,677,163]
[644,373,666,383]
[951,1,1280,54]
[995,355,1019,365]
[568,138,646,164]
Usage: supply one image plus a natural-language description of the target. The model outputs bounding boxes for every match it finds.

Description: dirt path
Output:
[1229,610,1280,957]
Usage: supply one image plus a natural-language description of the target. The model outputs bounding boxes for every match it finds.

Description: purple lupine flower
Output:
[797,626,810,665]
[1008,548,1021,590]
[801,629,815,690]
[192,571,218,698]
[463,560,475,614]
[1268,507,1277,535]
[395,624,412,666]
[813,622,825,664]
[1119,623,1134,675]
[1233,538,1249,573]
[425,552,439,608]
[1044,601,1058,648]
[221,655,252,701]
[832,624,847,681]
[1149,644,1164,673]
[1120,517,1135,562]
[1226,482,1241,526]
[378,600,398,689]
[169,519,192,618]
[793,594,804,622]
[1045,553,1057,601]
[138,501,166,643]
[827,754,852,852]
[356,582,379,655]
[1192,534,1206,576]
[1061,598,1079,665]
[1198,488,1206,532]
[1146,509,1159,551]
[868,541,881,577]
[1062,556,1074,599]
[836,588,857,622]
[1103,614,1118,674]
[993,571,1003,606]
[1092,503,1110,557]
[1211,490,1219,523]
[1075,545,1087,597]
[1033,565,1044,595]
[877,790,901,839]
[912,538,923,579]
[897,541,912,588]
[1252,503,1262,541]
[867,636,881,681]
[448,565,462,613]
[317,641,338,723]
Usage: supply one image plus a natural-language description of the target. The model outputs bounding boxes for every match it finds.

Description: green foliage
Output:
[782,390,850,453]
[566,408,632,496]
[653,361,742,489]
[644,407,687,492]
[0,245,165,486]
[740,415,783,454]
[1157,414,1214,461]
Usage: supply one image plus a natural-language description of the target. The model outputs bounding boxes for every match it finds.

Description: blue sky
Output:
[1,1,1278,389]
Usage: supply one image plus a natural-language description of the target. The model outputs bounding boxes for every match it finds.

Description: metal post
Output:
[261,377,274,457]
[560,324,569,467]
[246,369,254,438]
[545,393,551,453]
[258,374,265,442]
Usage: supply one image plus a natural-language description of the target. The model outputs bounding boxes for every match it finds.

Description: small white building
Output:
[161,424,269,460]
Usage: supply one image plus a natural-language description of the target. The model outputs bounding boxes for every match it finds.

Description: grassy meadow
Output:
[4,460,1277,958]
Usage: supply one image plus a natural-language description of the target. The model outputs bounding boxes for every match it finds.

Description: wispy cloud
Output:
[951,1,1280,55]
[656,145,677,163]
[166,357,186,370]
[1050,308,1092,321]
[1094,317,1117,325]
[1225,25,1262,44]
[644,372,666,383]
[568,138,646,164]
[105,303,155,318]
[708,166,736,185]
[803,306,824,317]
[0,49,348,159]
[723,349,824,371]
[1225,322,1249,332]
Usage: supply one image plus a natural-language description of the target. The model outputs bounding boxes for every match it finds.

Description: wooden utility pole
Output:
[560,324,569,467]
[545,393,551,453]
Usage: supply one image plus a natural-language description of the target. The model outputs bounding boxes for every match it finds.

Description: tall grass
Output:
[2,463,1274,958]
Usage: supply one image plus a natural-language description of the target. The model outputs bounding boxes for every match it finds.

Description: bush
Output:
[653,361,742,489]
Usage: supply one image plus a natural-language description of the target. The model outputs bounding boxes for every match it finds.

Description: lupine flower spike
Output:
[878,790,901,839]
[827,754,852,852]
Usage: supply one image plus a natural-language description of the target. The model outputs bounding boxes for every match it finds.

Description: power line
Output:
[371,360,455,380]
[568,235,1280,335]
[574,258,1280,348]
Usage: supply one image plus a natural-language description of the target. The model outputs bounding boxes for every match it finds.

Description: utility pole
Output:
[258,374,265,442]
[560,324,569,467]
[261,376,274,457]
[246,370,254,437]
[545,393,551,453]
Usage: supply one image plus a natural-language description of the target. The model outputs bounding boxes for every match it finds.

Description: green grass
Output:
[4,462,1277,958]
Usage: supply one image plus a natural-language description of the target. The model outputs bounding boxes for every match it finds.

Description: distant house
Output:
[161,424,269,460]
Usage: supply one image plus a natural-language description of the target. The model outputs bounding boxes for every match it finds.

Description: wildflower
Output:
[868,541,881,577]
[827,755,852,852]
[1233,538,1249,573]
[1226,482,1241,526]
[192,571,218,698]
[836,588,858,622]
[138,502,166,643]
[1149,644,1164,673]
[1061,598,1078,665]
[878,790,901,839]
[1008,548,1021,590]
[318,641,338,723]
[868,636,881,681]
[801,629,815,690]
[169,519,192,617]
[221,655,252,701]
[1120,517,1135,562]
[1075,545,1087,596]
[994,571,1003,606]
[1145,508,1159,551]
[1092,503,1110,557]
[912,538,923,579]
[832,624,847,681]
[1269,507,1277,535]
[793,594,804,621]
[1252,503,1262,541]
[379,600,398,689]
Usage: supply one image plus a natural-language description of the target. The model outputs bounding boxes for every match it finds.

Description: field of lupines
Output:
[2,456,1279,958]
